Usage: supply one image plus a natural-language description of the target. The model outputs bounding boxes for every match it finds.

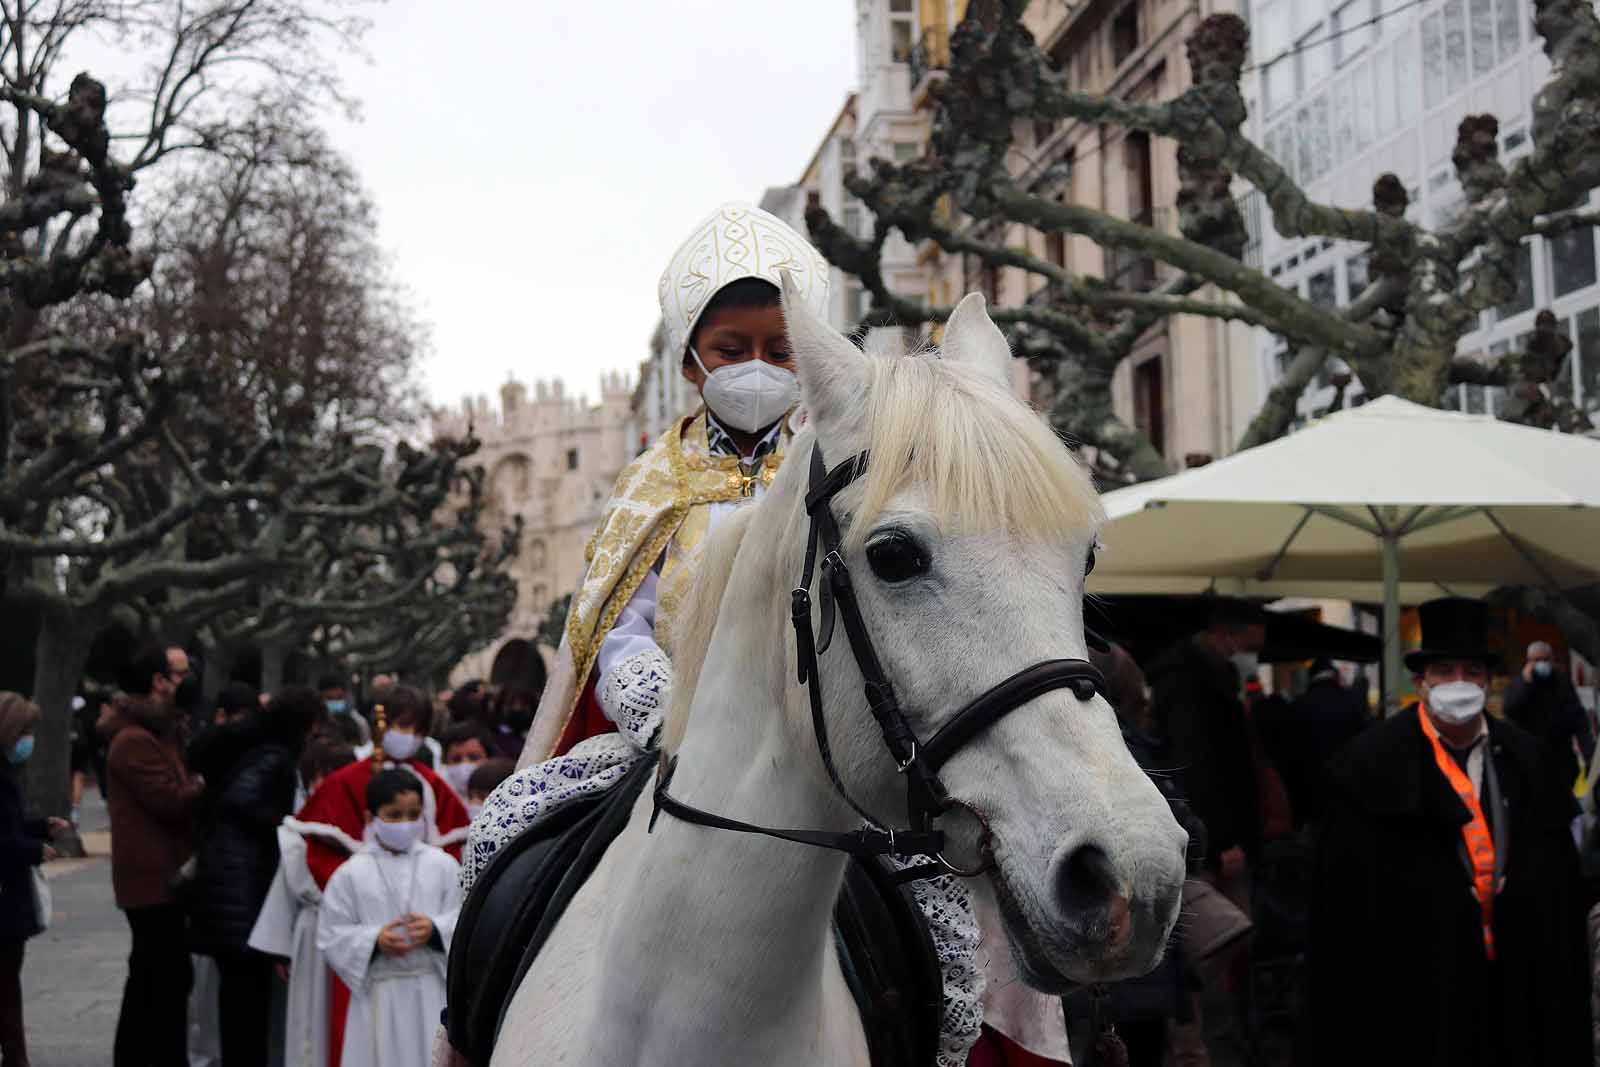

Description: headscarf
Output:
[0,693,41,750]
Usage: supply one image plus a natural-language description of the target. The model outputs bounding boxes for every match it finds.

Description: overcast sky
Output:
[318,1,858,414]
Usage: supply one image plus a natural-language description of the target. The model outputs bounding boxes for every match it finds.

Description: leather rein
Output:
[651,443,1105,884]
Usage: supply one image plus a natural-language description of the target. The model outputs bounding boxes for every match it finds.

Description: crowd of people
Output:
[1076,599,1596,1067]
[4,197,1596,1067]
[31,643,525,1067]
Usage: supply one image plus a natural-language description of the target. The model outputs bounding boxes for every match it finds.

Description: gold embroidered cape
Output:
[521,410,789,764]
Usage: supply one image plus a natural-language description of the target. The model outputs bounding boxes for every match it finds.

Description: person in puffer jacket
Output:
[186,687,321,1067]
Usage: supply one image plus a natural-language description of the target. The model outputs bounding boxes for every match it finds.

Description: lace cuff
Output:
[598,646,672,751]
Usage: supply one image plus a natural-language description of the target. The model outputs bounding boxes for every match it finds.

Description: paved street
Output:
[24,788,125,1067]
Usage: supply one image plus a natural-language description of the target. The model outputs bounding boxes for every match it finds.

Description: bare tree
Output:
[809,0,1600,482]
[0,0,377,815]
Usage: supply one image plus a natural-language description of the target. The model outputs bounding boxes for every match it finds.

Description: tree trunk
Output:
[201,640,236,703]
[25,608,94,818]
[260,640,291,694]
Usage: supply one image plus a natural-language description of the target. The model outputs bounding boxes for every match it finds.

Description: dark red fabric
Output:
[552,676,613,759]
[329,970,349,1067]
[967,1026,1067,1066]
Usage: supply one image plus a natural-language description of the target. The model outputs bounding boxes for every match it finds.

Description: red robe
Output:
[293,756,471,1067]
[550,677,614,760]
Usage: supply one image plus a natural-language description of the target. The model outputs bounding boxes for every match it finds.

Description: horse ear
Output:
[782,271,868,426]
[940,292,1013,390]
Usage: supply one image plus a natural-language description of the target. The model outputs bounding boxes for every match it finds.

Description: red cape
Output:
[551,676,617,759]
[293,755,470,1067]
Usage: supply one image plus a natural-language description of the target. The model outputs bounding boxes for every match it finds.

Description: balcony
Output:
[908,26,949,106]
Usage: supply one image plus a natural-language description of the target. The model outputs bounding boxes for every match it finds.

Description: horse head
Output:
[779,275,1187,987]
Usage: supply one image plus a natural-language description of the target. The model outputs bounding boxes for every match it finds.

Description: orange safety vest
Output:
[1416,705,1498,960]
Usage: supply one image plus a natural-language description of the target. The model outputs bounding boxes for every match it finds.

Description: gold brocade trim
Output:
[549,409,792,747]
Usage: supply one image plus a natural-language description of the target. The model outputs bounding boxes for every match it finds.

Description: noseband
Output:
[652,443,1105,883]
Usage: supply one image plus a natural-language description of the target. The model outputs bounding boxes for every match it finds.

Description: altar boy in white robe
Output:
[249,742,357,1067]
[319,769,460,1067]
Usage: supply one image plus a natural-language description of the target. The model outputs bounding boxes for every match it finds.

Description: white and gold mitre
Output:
[657,201,831,359]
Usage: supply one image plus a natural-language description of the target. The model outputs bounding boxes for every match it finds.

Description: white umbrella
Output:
[1089,396,1600,707]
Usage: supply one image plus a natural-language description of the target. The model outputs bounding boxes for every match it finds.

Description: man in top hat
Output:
[1307,598,1586,1066]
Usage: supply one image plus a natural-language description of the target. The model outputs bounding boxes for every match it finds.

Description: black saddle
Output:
[445,757,943,1066]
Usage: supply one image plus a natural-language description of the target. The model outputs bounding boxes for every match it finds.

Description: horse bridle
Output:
[652,443,1106,883]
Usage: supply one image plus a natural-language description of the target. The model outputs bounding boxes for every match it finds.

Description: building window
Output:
[889,0,915,63]
[566,447,579,471]
[1046,230,1067,270]
[1298,24,1330,91]
[1422,12,1446,108]
[1112,4,1141,67]
[982,264,1001,303]
[892,141,920,162]
[1496,0,1520,63]
[1347,251,1371,298]
[1258,0,1293,115]
[841,138,857,175]
[529,539,547,569]
[1550,226,1598,298]
[1308,268,1338,310]
[1492,240,1535,322]
[1443,0,1468,93]
[1576,307,1600,410]
[1133,356,1166,455]
[842,203,862,239]
[1332,0,1373,66]
[1470,0,1495,77]
[1375,45,1399,136]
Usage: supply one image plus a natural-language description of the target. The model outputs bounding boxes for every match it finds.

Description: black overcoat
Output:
[0,766,47,941]
[1308,710,1587,1066]
[185,740,296,956]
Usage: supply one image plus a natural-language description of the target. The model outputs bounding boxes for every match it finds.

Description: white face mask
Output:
[466,802,484,822]
[372,817,425,853]
[1231,652,1260,683]
[1426,680,1486,725]
[382,729,422,762]
[690,348,799,434]
[441,760,478,800]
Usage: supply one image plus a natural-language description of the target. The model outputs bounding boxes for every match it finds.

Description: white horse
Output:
[491,280,1188,1065]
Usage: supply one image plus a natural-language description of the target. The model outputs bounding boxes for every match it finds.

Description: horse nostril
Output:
[1054,843,1121,918]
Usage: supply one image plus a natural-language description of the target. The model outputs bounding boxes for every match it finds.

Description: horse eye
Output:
[866,533,929,584]
[1085,547,1096,577]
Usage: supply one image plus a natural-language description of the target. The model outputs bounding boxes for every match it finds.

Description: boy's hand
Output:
[404,913,434,946]
[376,921,414,957]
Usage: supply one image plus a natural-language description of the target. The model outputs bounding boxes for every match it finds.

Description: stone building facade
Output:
[435,372,636,690]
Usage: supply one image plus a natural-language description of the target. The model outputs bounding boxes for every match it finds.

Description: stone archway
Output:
[489,638,548,699]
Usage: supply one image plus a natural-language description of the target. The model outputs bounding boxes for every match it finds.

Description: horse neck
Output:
[614,517,855,1027]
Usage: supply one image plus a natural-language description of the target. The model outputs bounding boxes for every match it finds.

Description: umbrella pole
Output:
[1382,527,1403,717]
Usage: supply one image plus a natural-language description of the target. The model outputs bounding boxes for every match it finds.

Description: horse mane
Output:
[661,344,1101,751]
[661,504,757,755]
[843,350,1102,550]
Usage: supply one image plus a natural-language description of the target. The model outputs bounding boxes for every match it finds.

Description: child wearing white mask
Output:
[439,723,492,804]
[517,201,829,768]
[318,770,459,1067]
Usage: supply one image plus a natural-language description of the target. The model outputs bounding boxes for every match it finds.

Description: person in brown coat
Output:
[105,642,205,1067]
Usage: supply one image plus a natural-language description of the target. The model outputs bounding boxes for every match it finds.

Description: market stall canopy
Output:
[1088,396,1600,705]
